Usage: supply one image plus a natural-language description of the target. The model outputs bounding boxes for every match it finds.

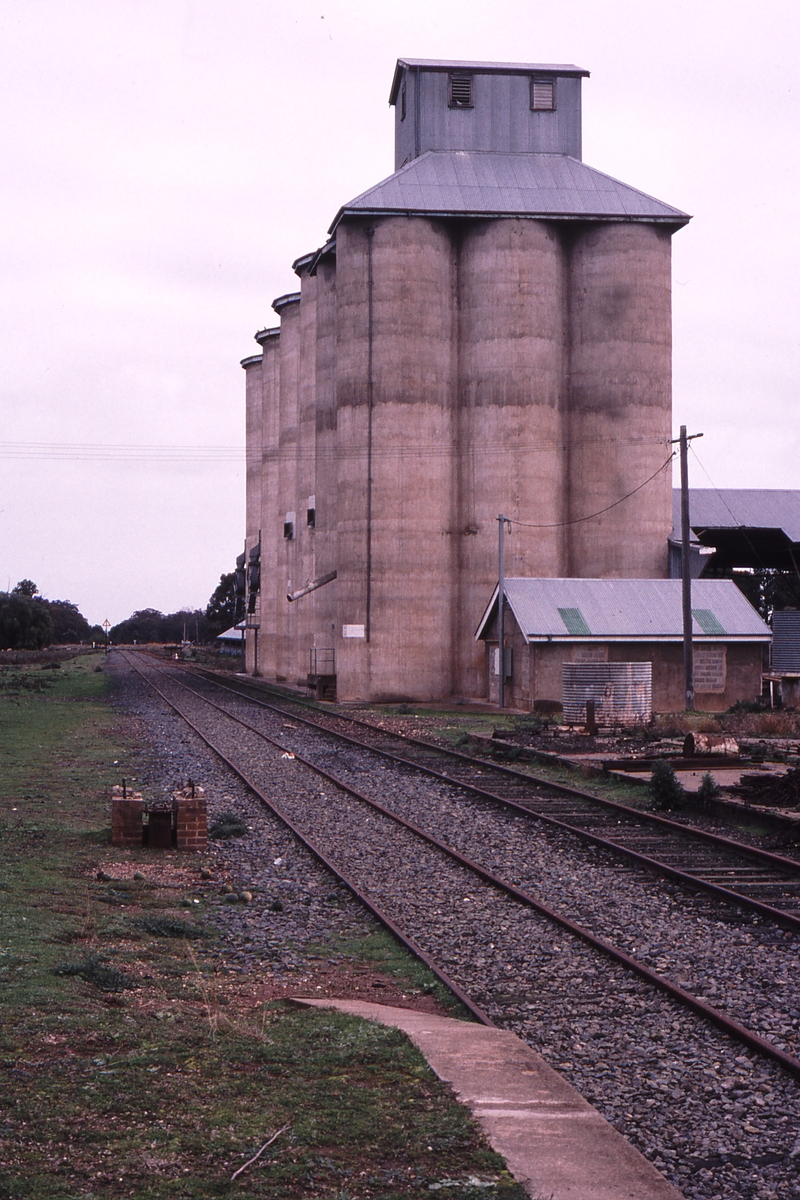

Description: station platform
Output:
[293,998,684,1200]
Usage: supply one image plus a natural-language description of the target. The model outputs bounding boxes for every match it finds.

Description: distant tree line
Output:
[0,569,239,652]
[0,581,103,651]
[109,571,238,645]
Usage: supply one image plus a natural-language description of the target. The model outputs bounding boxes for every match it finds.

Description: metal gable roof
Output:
[475,578,771,643]
[329,150,689,233]
[673,489,800,545]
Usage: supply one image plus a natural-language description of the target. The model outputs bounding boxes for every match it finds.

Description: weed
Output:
[53,954,134,993]
[208,811,248,839]
[727,698,768,715]
[132,914,205,939]
[512,714,547,735]
[650,759,686,810]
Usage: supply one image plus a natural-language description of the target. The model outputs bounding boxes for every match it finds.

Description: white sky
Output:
[1,0,798,625]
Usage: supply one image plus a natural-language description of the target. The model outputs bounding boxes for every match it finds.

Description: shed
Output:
[215,626,245,656]
[475,578,771,712]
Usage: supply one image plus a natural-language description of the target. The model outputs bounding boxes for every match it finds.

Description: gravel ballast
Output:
[109,656,800,1200]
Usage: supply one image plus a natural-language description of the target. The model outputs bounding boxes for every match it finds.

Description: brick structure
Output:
[111,785,144,848]
[173,785,207,851]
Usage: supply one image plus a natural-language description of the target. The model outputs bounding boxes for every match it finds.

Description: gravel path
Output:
[110,655,800,1200]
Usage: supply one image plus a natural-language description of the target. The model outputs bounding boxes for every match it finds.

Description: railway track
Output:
[188,664,800,931]
[122,651,800,1084]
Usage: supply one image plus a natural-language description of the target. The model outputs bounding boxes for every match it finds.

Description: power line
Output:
[0,433,672,463]
[510,453,675,529]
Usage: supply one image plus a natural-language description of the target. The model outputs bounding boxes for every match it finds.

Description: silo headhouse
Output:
[242,58,690,703]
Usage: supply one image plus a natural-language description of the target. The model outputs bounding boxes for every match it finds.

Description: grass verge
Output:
[0,653,526,1199]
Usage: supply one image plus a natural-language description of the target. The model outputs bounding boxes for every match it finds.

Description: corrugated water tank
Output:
[772,611,800,673]
[562,662,652,726]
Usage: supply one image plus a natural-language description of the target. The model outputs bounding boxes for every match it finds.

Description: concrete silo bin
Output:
[455,217,568,697]
[335,215,456,701]
[567,223,673,579]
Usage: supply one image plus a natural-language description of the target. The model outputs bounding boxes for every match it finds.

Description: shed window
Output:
[531,78,555,111]
[448,73,473,108]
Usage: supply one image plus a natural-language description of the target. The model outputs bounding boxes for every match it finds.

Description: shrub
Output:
[208,811,248,840]
[696,772,721,805]
[650,760,685,810]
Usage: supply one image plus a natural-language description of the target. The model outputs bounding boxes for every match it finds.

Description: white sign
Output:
[342,624,365,639]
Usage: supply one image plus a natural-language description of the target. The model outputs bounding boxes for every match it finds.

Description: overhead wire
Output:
[510,452,675,529]
[0,432,672,463]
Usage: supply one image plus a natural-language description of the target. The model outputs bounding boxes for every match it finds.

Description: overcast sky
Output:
[1,0,798,626]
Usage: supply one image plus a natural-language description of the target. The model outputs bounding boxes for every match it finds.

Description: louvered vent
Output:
[531,78,555,111]
[448,73,472,108]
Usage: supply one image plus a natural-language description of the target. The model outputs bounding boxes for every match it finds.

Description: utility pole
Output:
[497,514,511,709]
[674,426,703,712]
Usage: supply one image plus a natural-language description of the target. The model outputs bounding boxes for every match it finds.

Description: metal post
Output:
[498,514,505,710]
[365,227,375,643]
[680,426,694,712]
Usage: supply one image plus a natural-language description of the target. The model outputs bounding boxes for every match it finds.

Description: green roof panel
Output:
[692,608,727,636]
[558,607,592,636]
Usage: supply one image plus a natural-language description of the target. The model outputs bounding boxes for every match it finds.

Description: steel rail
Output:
[193,666,800,876]
[179,664,800,932]
[124,652,800,1081]
[119,653,493,1027]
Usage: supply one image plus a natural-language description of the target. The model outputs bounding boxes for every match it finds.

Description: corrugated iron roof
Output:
[673,489,800,545]
[475,578,771,642]
[330,150,689,233]
[389,60,589,103]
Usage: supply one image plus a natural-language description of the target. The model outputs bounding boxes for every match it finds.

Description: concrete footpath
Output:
[293,998,684,1200]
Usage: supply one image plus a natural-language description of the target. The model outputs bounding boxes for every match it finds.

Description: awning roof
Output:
[674,489,800,546]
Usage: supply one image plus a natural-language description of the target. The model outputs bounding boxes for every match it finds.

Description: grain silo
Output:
[242,59,690,703]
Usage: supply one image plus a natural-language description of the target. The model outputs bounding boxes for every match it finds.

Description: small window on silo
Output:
[531,78,556,111]
[448,73,473,108]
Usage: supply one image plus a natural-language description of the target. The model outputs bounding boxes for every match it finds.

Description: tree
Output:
[0,593,53,649]
[12,579,39,598]
[38,599,92,644]
[205,572,238,635]
[730,568,800,623]
[109,607,213,645]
